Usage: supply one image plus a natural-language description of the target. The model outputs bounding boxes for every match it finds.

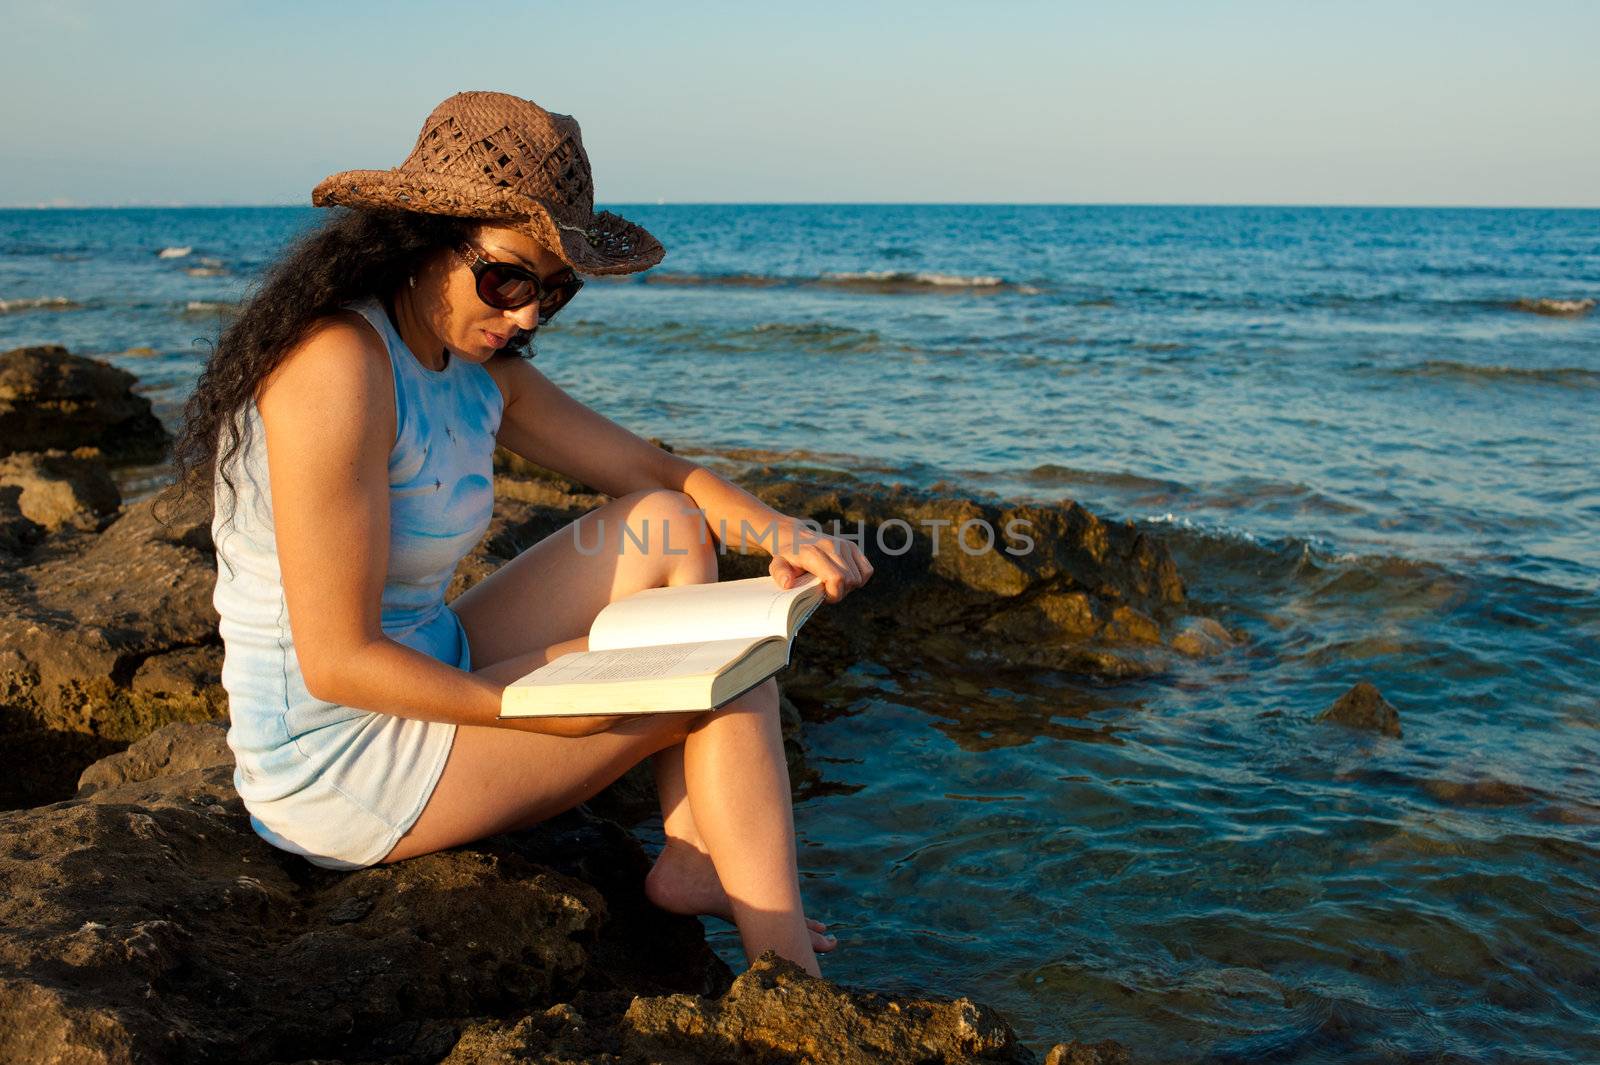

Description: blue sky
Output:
[4,0,1597,207]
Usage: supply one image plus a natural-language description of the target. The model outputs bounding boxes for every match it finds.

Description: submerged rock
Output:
[1509,297,1595,317]
[0,723,1128,1064]
[1045,1042,1135,1064]
[1317,680,1403,738]
[0,345,170,462]
[1169,615,1240,657]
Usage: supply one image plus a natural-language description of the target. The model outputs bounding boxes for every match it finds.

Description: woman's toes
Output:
[806,918,839,952]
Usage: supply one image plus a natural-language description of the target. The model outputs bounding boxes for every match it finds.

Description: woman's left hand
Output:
[768,517,874,603]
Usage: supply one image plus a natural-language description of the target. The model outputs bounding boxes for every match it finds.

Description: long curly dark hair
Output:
[153,206,530,546]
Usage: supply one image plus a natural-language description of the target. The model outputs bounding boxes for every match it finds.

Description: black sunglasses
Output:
[453,243,584,324]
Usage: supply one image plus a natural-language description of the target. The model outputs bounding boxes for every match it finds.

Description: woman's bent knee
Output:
[617,488,701,531]
[602,489,715,576]
[702,678,780,722]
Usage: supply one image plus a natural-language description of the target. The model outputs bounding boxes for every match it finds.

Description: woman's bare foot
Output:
[644,837,838,953]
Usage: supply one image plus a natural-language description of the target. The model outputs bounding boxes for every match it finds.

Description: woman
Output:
[157,91,872,977]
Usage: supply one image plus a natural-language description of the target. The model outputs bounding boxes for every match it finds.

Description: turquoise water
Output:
[3,205,1597,1061]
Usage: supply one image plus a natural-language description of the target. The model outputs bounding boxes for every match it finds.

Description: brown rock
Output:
[1509,297,1595,317]
[0,446,121,531]
[1317,681,1402,738]
[621,950,1034,1064]
[0,722,727,1065]
[0,345,170,462]
[75,718,233,796]
[0,496,224,807]
[1105,604,1161,644]
[130,644,223,696]
[1032,590,1103,638]
[0,483,45,558]
[1,724,1086,1065]
[1169,616,1238,657]
[1045,1040,1134,1064]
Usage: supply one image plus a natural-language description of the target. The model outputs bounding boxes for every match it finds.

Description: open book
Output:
[499,573,826,719]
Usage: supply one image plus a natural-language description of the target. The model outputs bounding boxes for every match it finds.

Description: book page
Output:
[588,573,821,651]
[509,637,767,687]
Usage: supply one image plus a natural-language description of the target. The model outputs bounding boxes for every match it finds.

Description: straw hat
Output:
[311,91,664,275]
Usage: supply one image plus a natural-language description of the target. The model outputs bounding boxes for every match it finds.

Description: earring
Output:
[408,275,416,289]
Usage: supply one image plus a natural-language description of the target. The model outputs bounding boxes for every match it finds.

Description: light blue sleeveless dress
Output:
[211,295,503,870]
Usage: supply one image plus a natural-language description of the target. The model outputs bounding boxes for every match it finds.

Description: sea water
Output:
[2,204,1596,1062]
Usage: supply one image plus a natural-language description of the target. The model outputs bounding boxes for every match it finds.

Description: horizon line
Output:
[3,200,1599,212]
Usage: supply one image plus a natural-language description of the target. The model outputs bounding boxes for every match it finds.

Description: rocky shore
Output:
[0,344,1216,1062]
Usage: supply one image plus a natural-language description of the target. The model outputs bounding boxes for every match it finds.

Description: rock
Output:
[1421,775,1536,807]
[0,345,170,462]
[0,726,124,812]
[1169,616,1238,657]
[1045,1041,1134,1064]
[620,951,1038,1063]
[75,719,233,796]
[0,772,636,1063]
[0,495,224,807]
[0,446,121,531]
[0,723,1100,1065]
[1509,297,1595,318]
[130,643,223,696]
[1317,681,1402,738]
[0,484,45,558]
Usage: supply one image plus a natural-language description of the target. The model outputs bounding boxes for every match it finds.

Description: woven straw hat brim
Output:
[311,168,664,276]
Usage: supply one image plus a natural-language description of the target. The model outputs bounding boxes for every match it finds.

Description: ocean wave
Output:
[1507,297,1595,318]
[635,270,1041,295]
[182,300,238,317]
[0,295,81,315]
[817,270,1034,294]
[157,246,192,259]
[1385,360,1600,387]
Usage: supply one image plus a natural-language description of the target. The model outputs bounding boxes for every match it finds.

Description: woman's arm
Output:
[259,319,615,737]
[490,358,873,600]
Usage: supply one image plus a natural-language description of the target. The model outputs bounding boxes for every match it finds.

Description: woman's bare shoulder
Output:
[258,310,387,402]
[257,310,395,440]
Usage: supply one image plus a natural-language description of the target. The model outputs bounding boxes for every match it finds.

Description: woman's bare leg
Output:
[678,677,817,972]
[379,488,826,970]
[647,743,836,950]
